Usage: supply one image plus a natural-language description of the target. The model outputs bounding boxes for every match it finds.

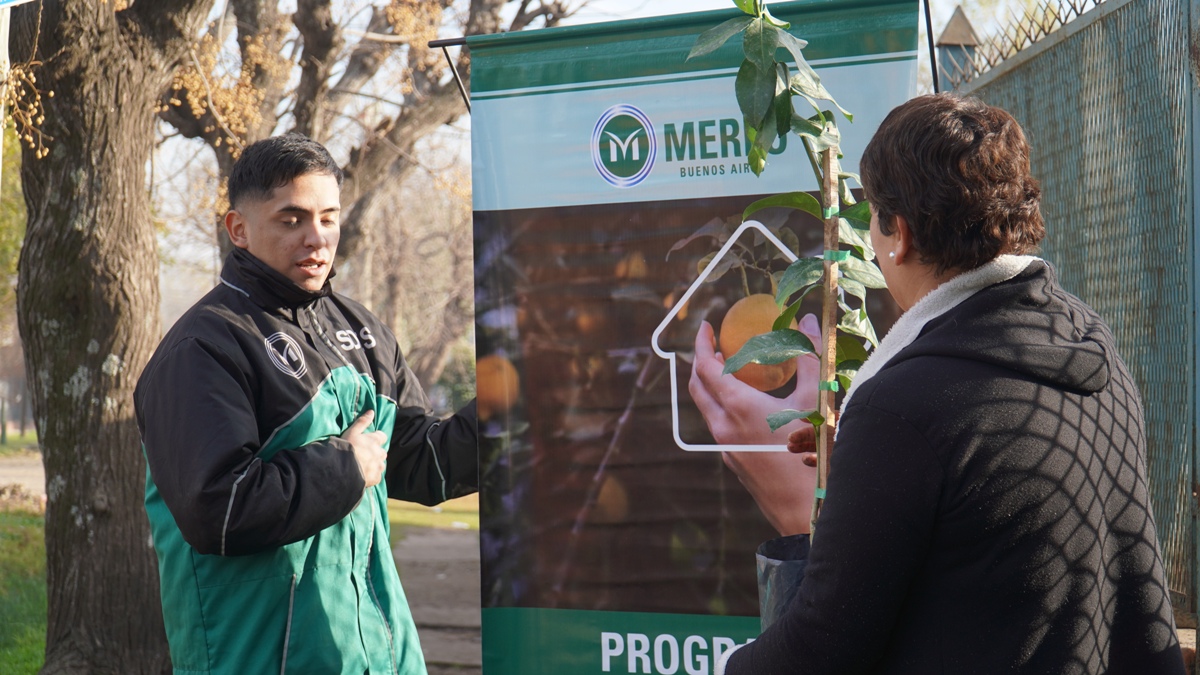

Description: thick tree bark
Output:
[11,1,214,672]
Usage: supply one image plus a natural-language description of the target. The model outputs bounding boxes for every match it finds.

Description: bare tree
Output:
[159,0,579,258]
[10,1,215,672]
[156,0,580,385]
[365,160,474,388]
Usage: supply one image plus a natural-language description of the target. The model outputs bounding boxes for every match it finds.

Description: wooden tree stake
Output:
[811,146,841,537]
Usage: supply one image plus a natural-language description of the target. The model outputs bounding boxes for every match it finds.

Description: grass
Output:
[388,493,479,547]
[0,509,46,674]
[0,430,38,458]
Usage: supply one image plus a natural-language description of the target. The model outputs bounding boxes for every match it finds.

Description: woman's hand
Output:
[688,315,821,445]
[690,314,823,535]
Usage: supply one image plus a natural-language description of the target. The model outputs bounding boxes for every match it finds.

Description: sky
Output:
[563,0,735,23]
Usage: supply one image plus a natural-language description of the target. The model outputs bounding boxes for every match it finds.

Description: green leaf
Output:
[743,18,782,71]
[668,217,725,259]
[744,191,822,222]
[840,256,887,289]
[774,65,792,137]
[839,176,855,207]
[836,334,870,363]
[762,7,791,29]
[733,0,756,15]
[771,299,802,331]
[767,408,818,432]
[776,257,825,302]
[791,113,823,137]
[766,224,800,259]
[776,28,808,67]
[792,112,840,153]
[736,60,775,134]
[688,16,755,60]
[836,356,862,392]
[838,308,879,347]
[839,218,872,259]
[789,65,854,121]
[748,143,767,176]
[838,276,868,303]
[698,251,739,282]
[788,59,825,102]
[839,171,862,186]
[752,97,780,164]
[723,329,816,375]
[836,358,862,378]
[841,200,871,228]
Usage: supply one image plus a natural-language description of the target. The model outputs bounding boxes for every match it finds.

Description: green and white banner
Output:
[471,2,916,673]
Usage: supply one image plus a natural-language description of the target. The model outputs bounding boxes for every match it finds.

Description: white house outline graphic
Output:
[651,220,799,453]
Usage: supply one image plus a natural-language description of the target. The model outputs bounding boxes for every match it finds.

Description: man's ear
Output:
[225,210,250,249]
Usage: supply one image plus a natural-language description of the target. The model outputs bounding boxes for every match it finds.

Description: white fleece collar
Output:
[839,254,1041,417]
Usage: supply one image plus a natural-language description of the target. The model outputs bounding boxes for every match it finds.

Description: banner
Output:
[470,2,916,672]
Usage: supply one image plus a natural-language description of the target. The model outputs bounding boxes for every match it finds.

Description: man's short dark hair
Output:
[860,93,1044,275]
[227,133,344,209]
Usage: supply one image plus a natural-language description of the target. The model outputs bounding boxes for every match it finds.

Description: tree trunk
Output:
[20,378,27,436]
[12,2,213,672]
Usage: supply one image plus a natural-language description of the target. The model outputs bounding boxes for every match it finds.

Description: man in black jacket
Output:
[135,134,477,674]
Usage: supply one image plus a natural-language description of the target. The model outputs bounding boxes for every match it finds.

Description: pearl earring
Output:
[888,251,896,259]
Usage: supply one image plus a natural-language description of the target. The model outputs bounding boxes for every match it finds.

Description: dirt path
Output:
[393,527,482,674]
[0,453,45,497]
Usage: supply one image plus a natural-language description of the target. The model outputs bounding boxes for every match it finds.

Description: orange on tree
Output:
[591,474,629,524]
[718,293,797,392]
[476,354,520,420]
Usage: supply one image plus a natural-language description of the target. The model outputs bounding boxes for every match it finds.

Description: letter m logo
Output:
[605,128,644,163]
[592,104,657,188]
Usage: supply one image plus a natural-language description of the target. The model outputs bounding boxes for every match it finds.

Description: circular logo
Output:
[265,332,308,379]
[592,104,656,188]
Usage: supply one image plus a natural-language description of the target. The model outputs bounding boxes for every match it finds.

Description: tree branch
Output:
[291,0,340,140]
[230,0,290,141]
[311,7,395,143]
[126,0,217,54]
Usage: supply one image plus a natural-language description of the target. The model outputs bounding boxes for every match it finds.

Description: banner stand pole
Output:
[429,36,471,113]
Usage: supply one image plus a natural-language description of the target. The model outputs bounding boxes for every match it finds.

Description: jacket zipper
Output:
[305,306,363,413]
[280,573,297,675]
[306,305,396,671]
[365,496,398,673]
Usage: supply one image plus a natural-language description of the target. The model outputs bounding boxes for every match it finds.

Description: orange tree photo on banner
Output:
[468,2,917,673]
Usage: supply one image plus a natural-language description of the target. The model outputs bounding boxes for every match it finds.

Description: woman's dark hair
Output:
[860,93,1044,275]
[227,133,344,209]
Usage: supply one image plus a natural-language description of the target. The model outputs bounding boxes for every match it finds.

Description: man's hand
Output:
[787,425,818,466]
[342,409,387,488]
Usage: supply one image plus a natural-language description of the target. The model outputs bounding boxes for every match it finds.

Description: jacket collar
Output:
[219,247,335,310]
[840,255,1039,416]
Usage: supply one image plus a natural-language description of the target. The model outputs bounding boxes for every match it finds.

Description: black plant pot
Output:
[755,533,811,631]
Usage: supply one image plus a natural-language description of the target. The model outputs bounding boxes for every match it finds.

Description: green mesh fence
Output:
[963,0,1195,614]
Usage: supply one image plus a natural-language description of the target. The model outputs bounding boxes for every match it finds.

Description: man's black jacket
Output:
[135,248,477,556]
